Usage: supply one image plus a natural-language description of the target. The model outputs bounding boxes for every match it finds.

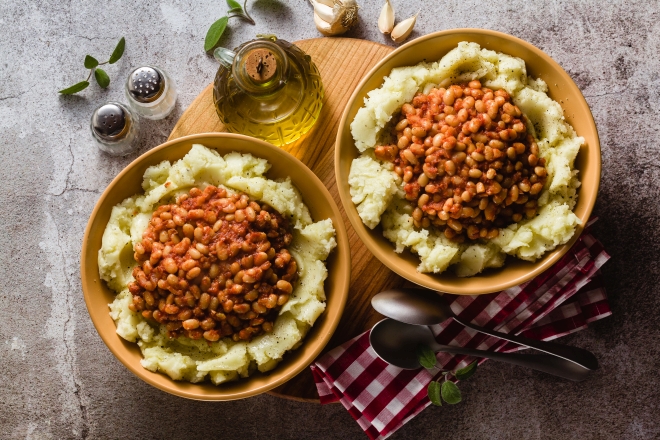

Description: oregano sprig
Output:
[59,37,125,95]
[416,344,478,407]
[204,0,255,52]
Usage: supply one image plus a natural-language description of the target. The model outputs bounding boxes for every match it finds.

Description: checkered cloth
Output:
[310,224,610,440]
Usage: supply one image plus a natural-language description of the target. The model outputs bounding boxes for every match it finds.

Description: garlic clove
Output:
[314,11,337,36]
[391,13,417,43]
[316,0,334,6]
[378,0,395,34]
[310,0,336,24]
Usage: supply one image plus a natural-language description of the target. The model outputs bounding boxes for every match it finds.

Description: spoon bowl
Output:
[369,319,435,369]
[372,288,453,325]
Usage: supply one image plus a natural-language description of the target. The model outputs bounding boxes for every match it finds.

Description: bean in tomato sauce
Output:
[128,185,298,342]
[374,81,548,242]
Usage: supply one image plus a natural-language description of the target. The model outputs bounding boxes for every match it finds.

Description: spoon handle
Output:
[430,343,592,382]
[453,317,599,371]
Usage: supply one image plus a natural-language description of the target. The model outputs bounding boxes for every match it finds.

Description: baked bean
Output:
[162,258,178,274]
[395,119,409,131]
[418,193,430,208]
[186,267,201,279]
[412,127,427,138]
[276,280,293,294]
[380,82,548,241]
[403,149,418,165]
[468,80,482,89]
[195,243,209,255]
[444,160,456,175]
[469,168,482,179]
[530,183,544,195]
[443,88,455,105]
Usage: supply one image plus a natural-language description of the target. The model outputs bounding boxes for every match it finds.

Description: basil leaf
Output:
[441,380,462,404]
[427,381,442,406]
[416,344,437,369]
[58,81,89,95]
[109,37,125,64]
[204,16,228,52]
[84,55,98,69]
[94,68,110,88]
[455,360,478,380]
[226,0,242,10]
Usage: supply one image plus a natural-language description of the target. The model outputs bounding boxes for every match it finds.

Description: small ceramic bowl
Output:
[335,29,601,295]
[81,133,350,400]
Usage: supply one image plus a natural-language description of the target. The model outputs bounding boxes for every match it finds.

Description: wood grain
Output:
[168,38,403,402]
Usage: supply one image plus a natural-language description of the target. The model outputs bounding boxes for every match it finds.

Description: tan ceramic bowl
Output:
[335,29,600,295]
[81,133,350,400]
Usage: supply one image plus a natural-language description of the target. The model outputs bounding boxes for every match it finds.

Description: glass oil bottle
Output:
[212,36,324,147]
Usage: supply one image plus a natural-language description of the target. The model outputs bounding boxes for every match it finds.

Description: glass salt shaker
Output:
[125,66,177,120]
[90,102,140,156]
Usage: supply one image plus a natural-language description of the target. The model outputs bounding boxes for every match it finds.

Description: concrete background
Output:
[1,0,658,438]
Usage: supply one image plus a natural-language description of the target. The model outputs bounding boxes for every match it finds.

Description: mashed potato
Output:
[349,42,582,276]
[99,144,336,384]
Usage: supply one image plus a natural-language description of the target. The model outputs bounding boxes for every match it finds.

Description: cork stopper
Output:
[244,48,277,84]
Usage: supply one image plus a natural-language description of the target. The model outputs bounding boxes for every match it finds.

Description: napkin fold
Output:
[310,225,610,440]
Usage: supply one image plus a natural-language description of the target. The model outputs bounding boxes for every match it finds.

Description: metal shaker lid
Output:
[127,66,164,103]
[91,103,129,139]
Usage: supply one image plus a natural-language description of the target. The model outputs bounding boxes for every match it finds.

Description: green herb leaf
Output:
[58,81,89,95]
[84,55,98,69]
[226,0,242,10]
[455,360,478,381]
[227,0,255,24]
[427,381,442,406]
[94,68,110,88]
[108,37,126,64]
[416,344,437,370]
[441,380,462,404]
[204,16,229,52]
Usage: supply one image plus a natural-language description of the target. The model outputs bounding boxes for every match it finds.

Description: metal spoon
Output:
[369,319,593,381]
[372,288,599,371]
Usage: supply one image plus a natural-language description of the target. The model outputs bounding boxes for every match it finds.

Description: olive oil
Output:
[212,36,324,147]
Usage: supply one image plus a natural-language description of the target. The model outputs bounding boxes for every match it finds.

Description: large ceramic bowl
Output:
[335,29,600,295]
[81,133,350,400]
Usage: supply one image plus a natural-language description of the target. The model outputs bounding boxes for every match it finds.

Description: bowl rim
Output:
[81,132,351,400]
[334,28,601,295]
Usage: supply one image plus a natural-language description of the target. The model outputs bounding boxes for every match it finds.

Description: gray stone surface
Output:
[1,0,658,438]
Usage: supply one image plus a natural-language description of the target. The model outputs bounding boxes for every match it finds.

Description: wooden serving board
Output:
[168,38,402,402]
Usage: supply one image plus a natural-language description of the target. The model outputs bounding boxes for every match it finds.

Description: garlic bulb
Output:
[309,0,359,36]
[391,13,417,43]
[378,0,395,34]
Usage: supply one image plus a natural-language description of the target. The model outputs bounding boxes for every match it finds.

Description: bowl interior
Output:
[335,29,600,295]
[82,133,350,400]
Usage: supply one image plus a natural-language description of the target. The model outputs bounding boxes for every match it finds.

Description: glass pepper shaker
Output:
[90,102,140,156]
[125,66,177,120]
[212,35,324,147]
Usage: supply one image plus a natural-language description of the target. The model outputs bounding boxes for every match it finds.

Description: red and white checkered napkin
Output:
[310,224,611,440]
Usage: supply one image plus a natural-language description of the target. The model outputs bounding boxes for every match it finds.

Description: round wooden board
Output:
[168,38,402,402]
